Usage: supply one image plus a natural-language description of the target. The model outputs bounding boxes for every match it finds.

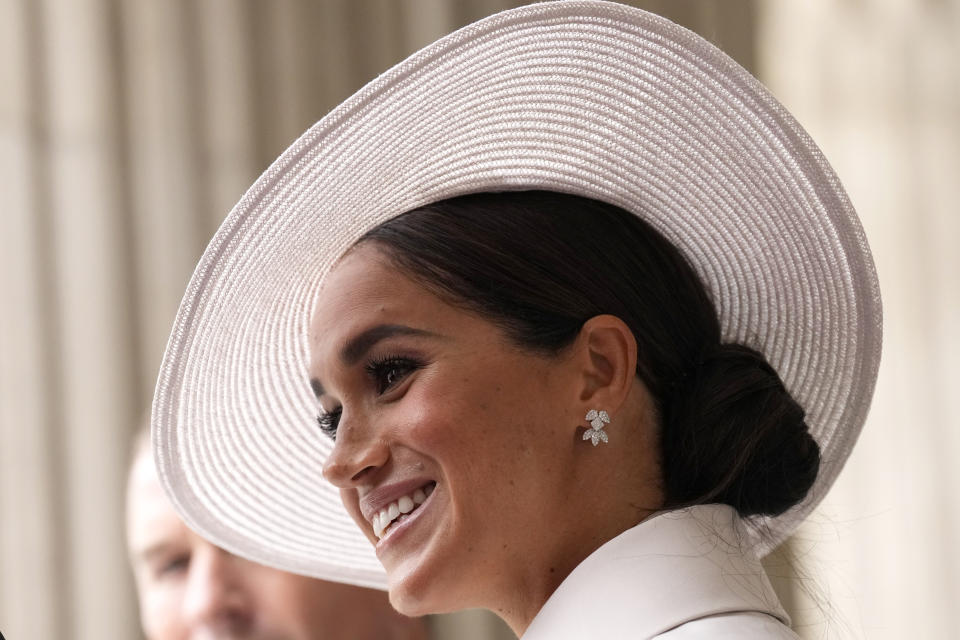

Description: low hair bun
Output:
[659,343,821,518]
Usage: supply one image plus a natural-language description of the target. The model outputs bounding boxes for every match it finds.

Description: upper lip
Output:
[359,477,435,524]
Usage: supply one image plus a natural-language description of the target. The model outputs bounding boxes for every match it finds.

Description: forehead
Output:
[311,245,451,341]
[308,245,492,378]
[314,246,419,318]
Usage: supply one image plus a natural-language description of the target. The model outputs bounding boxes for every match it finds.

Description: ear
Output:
[572,314,637,415]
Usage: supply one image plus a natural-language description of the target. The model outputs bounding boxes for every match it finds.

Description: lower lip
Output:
[375,487,436,554]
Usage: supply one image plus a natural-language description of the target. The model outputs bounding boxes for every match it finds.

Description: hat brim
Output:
[153,0,881,589]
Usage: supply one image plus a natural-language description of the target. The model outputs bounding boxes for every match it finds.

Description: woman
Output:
[152,2,881,638]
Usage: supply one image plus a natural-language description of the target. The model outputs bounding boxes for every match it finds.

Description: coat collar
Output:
[522,504,790,639]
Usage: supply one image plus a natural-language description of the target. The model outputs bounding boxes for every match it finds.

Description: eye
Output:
[156,553,190,579]
[365,355,423,395]
[317,407,342,441]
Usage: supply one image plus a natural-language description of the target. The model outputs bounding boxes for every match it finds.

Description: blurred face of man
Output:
[127,448,421,640]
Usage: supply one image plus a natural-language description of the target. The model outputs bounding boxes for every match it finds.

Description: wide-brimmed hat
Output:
[153,0,882,589]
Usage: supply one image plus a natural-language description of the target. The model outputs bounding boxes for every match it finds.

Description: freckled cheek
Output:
[395,367,527,463]
[396,403,460,453]
[391,377,472,446]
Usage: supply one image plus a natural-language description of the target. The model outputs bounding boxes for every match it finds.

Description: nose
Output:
[182,546,253,633]
[322,413,390,488]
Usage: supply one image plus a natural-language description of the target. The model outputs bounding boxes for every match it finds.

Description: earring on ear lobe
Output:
[583,409,610,446]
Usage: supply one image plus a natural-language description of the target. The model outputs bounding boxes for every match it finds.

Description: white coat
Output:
[522,504,798,639]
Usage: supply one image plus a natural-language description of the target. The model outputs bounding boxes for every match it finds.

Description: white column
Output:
[36,0,140,637]
[120,0,207,386]
[0,0,62,637]
[758,2,960,638]
[194,0,260,232]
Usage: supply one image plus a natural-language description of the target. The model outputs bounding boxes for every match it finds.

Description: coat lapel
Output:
[522,504,790,639]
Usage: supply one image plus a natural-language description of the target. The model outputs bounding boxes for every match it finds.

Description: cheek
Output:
[387,357,564,485]
[140,582,183,637]
[403,367,534,472]
[255,573,332,627]
[396,372,500,456]
[384,372,459,445]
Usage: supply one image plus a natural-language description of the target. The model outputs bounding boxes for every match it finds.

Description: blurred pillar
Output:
[192,0,261,232]
[1,0,141,638]
[0,0,64,637]
[120,0,206,389]
[758,2,960,638]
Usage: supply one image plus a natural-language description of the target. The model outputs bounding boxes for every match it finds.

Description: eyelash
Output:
[157,554,189,579]
[316,355,424,440]
[316,408,342,440]
[365,355,424,395]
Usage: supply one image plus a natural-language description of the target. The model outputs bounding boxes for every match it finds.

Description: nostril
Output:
[350,465,378,483]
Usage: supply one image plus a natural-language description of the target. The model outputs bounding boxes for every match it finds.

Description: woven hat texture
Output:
[153,0,882,589]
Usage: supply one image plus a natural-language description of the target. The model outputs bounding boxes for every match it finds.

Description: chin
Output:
[386,564,458,618]
[389,585,435,617]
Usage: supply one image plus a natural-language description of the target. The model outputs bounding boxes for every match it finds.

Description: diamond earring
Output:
[583,409,610,446]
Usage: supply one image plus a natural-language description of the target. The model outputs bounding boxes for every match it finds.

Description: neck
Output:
[495,453,662,635]
[495,504,660,636]
[495,394,664,635]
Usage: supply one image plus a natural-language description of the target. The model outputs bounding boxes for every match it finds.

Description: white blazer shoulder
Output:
[522,504,798,639]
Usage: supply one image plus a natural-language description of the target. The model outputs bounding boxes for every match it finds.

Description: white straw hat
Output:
[153,0,881,589]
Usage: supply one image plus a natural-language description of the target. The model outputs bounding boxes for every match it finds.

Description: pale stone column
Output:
[758,2,960,638]
[0,0,65,637]
[120,0,207,388]
[1,0,143,638]
[193,0,260,232]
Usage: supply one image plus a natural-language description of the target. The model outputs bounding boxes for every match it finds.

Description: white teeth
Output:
[372,483,435,539]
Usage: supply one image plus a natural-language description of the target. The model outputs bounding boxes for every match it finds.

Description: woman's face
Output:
[309,244,585,616]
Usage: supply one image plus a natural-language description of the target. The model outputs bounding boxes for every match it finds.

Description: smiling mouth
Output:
[372,482,436,539]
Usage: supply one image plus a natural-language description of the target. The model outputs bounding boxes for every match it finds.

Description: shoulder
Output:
[522,506,797,640]
[657,612,800,639]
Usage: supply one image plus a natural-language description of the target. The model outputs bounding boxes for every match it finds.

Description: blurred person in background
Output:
[126,427,429,640]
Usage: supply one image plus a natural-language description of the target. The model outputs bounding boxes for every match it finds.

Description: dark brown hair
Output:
[358,190,819,518]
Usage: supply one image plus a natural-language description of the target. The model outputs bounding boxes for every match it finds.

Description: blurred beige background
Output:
[1,1,956,638]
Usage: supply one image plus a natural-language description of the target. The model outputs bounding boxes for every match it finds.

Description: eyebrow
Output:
[309,324,437,398]
[135,541,180,565]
